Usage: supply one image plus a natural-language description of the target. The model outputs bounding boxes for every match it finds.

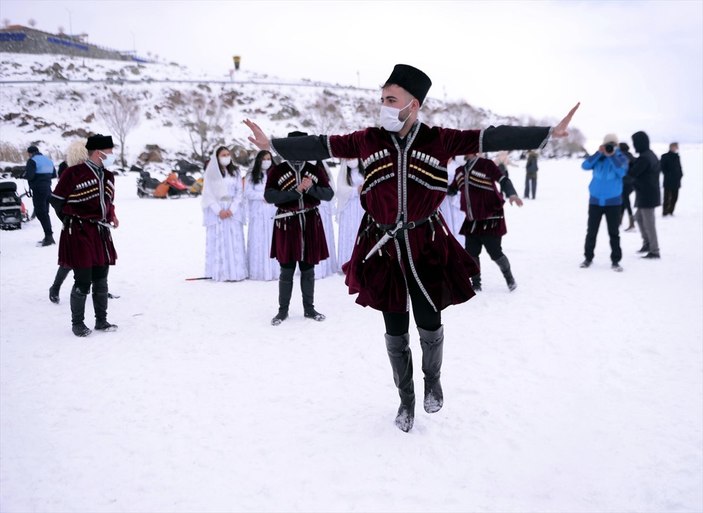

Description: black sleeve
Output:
[271,136,330,161]
[627,157,646,181]
[306,184,334,202]
[499,177,518,198]
[24,159,36,182]
[264,188,301,205]
[49,195,66,221]
[482,126,551,152]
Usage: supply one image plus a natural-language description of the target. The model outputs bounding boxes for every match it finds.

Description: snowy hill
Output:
[0,52,585,169]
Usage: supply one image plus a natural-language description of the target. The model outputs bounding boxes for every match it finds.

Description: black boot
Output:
[495,255,517,291]
[272,266,294,326]
[471,273,482,292]
[625,214,635,231]
[301,268,325,321]
[637,242,650,253]
[385,333,415,432]
[92,278,117,331]
[70,286,92,337]
[49,266,71,304]
[419,325,444,414]
[37,234,55,247]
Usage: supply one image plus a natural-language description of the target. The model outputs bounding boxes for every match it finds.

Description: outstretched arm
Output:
[243,119,272,151]
[552,102,580,138]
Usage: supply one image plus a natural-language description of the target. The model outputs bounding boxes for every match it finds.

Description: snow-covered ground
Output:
[1,145,701,513]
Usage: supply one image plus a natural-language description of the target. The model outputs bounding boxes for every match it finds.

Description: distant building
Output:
[0,25,148,63]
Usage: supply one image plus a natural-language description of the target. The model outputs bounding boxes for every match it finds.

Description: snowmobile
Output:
[136,171,162,198]
[0,182,31,230]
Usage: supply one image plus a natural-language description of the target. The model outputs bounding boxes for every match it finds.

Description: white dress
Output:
[441,160,465,247]
[203,174,248,282]
[314,196,340,278]
[245,176,279,281]
[336,168,365,267]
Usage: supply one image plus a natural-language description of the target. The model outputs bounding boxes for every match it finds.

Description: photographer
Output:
[579,133,629,271]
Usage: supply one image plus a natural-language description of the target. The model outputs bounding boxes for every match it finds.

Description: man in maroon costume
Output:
[50,134,119,337]
[245,64,579,432]
[448,153,523,292]
[264,131,334,326]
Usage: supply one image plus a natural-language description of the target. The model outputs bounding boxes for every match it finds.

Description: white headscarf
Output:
[201,149,232,211]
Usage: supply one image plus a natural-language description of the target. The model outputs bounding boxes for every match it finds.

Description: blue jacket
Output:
[24,153,56,188]
[581,149,628,206]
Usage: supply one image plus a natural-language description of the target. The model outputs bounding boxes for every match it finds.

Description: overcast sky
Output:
[2,0,702,145]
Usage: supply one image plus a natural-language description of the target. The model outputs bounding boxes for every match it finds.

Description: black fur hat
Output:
[85,134,114,150]
[384,64,432,105]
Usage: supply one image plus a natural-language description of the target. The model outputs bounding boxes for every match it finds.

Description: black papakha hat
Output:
[384,64,432,105]
[27,145,39,154]
[85,134,114,150]
[287,131,308,137]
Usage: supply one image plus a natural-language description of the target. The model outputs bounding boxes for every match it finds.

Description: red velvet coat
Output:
[328,123,496,312]
[451,157,508,237]
[51,161,117,268]
[264,161,333,265]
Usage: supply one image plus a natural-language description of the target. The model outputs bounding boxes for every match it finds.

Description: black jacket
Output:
[627,131,661,208]
[660,151,683,189]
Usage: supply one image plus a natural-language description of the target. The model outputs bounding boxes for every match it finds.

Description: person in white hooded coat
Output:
[336,158,366,267]
[201,146,247,282]
[314,160,339,278]
[245,150,280,281]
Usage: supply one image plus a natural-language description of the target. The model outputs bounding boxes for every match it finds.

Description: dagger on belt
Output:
[362,219,404,263]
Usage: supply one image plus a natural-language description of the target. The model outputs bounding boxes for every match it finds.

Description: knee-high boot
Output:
[418,325,444,413]
[272,266,294,325]
[385,333,415,432]
[49,266,71,304]
[471,255,482,292]
[93,278,117,331]
[495,255,517,291]
[70,286,91,337]
[301,268,325,321]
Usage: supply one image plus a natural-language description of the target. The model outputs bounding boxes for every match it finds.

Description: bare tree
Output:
[98,91,141,167]
[28,19,36,27]
[307,90,345,134]
[164,88,231,164]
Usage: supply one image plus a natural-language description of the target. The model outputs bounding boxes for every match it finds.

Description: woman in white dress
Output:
[336,158,366,267]
[245,150,279,281]
[201,146,247,282]
[314,161,339,278]
[441,156,466,247]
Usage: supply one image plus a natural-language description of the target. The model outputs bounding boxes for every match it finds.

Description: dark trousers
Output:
[663,188,679,215]
[73,265,109,294]
[464,234,504,263]
[383,246,441,336]
[584,204,622,264]
[524,173,537,199]
[280,261,314,272]
[31,185,53,237]
[621,192,633,218]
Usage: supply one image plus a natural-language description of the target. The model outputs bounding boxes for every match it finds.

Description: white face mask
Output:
[99,151,116,168]
[218,156,231,167]
[379,100,413,132]
[260,160,272,170]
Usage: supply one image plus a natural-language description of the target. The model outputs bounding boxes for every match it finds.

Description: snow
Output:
[1,144,701,512]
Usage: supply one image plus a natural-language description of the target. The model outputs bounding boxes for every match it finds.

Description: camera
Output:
[604,143,615,154]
